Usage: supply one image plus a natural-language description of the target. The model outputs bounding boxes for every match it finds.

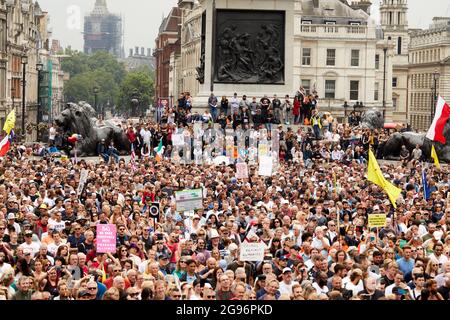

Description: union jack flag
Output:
[131,143,136,171]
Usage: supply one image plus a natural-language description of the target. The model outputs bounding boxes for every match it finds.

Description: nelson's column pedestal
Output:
[182,0,295,111]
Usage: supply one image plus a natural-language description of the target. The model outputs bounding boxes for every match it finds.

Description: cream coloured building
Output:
[379,0,409,123]
[408,17,450,132]
[296,0,394,122]
[173,0,396,121]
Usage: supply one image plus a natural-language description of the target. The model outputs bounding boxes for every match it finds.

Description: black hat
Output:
[256,275,266,281]
[158,253,169,260]
[78,291,91,298]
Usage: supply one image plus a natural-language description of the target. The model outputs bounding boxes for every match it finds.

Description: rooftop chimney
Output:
[351,1,372,15]
[135,46,139,56]
[129,48,133,57]
[312,0,319,9]
[147,48,151,57]
[141,47,145,56]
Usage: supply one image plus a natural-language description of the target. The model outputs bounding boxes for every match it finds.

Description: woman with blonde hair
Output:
[172,257,187,280]
[103,287,120,300]
[425,258,440,279]
[111,205,127,225]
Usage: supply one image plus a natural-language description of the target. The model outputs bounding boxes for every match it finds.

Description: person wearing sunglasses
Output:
[202,287,216,300]
[126,287,141,300]
[168,287,182,300]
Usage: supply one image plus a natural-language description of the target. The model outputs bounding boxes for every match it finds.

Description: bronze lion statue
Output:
[55,102,130,157]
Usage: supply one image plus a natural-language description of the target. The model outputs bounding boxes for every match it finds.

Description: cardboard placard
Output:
[368,214,387,228]
[175,189,203,212]
[96,224,117,253]
[258,156,273,176]
[172,134,185,146]
[235,162,249,179]
[239,242,266,262]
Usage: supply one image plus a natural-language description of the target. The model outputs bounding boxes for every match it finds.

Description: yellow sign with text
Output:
[368,214,387,228]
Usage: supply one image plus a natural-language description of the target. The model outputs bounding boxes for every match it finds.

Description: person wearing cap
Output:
[206,228,224,251]
[6,213,21,234]
[157,253,171,275]
[279,267,298,296]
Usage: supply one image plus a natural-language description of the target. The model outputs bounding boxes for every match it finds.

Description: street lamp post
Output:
[343,101,348,123]
[131,90,140,118]
[431,69,439,124]
[21,55,28,140]
[36,62,44,141]
[11,88,15,114]
[93,86,99,117]
[382,45,388,120]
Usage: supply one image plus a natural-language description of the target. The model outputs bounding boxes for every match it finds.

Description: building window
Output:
[351,50,360,67]
[374,82,379,101]
[397,37,402,55]
[12,78,21,98]
[301,20,312,24]
[392,77,398,88]
[302,48,311,66]
[350,81,359,100]
[301,80,311,94]
[375,54,380,69]
[393,97,397,110]
[325,80,336,99]
[326,49,336,66]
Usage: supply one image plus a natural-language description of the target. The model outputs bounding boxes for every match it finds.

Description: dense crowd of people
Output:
[158,90,330,129]
[0,90,449,301]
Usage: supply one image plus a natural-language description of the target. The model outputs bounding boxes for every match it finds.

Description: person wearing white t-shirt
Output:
[140,126,152,155]
[49,124,57,145]
[18,231,40,256]
[0,252,13,278]
[312,271,329,295]
[428,243,448,271]
[47,232,67,256]
[279,268,299,296]
[311,226,330,257]
[48,211,66,232]
[384,272,412,296]
[343,269,364,297]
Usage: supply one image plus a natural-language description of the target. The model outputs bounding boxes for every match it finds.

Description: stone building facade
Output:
[296,0,394,121]
[408,17,450,132]
[379,0,409,123]
[154,7,181,104]
[121,47,155,72]
[0,0,64,141]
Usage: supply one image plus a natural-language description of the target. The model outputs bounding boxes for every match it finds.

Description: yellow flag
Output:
[431,145,440,170]
[367,149,402,208]
[3,109,15,135]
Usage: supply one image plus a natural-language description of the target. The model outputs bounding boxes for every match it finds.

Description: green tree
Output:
[64,70,120,110]
[62,51,126,109]
[61,51,89,78]
[118,67,154,115]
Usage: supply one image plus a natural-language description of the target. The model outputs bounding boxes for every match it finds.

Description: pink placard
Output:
[235,162,249,179]
[96,224,117,253]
